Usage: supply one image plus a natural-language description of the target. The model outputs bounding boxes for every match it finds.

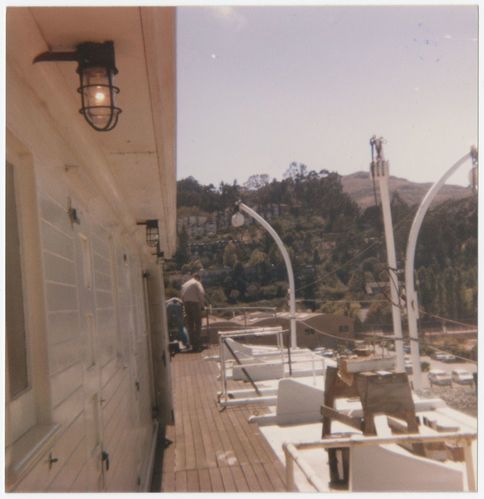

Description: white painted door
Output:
[73,218,106,491]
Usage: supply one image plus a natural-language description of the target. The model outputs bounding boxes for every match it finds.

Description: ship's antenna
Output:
[369,136,405,373]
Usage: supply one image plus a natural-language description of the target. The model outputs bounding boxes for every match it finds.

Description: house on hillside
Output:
[6,7,176,492]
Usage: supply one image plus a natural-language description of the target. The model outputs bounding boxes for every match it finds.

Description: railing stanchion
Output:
[287,336,293,376]
[463,440,476,491]
[284,444,296,492]
[219,334,227,405]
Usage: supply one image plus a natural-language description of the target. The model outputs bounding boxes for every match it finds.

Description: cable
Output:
[295,209,416,294]
[295,238,382,293]
[295,318,477,365]
[417,308,477,330]
[417,339,477,365]
[376,268,405,310]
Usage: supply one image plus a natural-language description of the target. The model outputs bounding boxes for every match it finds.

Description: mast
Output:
[370,136,405,373]
[405,147,477,391]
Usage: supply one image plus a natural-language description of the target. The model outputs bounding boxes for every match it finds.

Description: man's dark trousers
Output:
[184,301,202,349]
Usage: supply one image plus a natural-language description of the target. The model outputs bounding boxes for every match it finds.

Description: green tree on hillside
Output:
[174,226,190,269]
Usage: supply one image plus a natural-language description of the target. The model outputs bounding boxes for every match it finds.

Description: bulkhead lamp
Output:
[231,211,245,228]
[33,41,121,131]
[145,220,160,247]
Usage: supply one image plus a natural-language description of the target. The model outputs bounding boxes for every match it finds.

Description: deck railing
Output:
[282,431,477,492]
[218,327,286,406]
[207,306,278,329]
[216,327,327,408]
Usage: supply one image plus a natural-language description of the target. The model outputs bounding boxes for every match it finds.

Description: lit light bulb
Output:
[231,212,245,228]
[95,89,106,102]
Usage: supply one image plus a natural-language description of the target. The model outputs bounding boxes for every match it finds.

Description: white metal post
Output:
[238,202,298,349]
[219,333,227,405]
[284,445,296,491]
[370,137,405,373]
[405,150,474,391]
[463,441,476,492]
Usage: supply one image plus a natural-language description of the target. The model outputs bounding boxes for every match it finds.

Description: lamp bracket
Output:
[33,41,117,73]
[33,51,78,64]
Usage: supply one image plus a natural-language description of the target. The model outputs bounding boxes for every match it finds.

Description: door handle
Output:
[102,450,110,471]
[48,453,59,470]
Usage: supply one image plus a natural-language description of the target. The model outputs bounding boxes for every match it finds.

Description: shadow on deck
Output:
[152,346,287,492]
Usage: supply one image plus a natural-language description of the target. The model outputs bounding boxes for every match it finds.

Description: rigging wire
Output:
[295,208,416,294]
[295,318,477,365]
[417,308,477,330]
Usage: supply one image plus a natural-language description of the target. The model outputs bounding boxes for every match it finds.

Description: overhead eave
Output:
[6,6,177,258]
[139,7,177,257]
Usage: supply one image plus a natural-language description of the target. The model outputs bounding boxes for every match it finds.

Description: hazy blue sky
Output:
[177,5,477,187]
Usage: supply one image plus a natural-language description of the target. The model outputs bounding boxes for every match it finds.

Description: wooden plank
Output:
[321,404,362,431]
[160,346,286,493]
[239,405,287,482]
[196,404,218,468]
[219,466,237,492]
[186,469,199,492]
[251,462,274,492]
[182,411,196,470]
[205,404,239,467]
[201,405,227,466]
[189,407,207,469]
[240,463,264,492]
[262,462,287,492]
[174,470,187,492]
[217,407,250,465]
[226,406,264,463]
[208,467,224,492]
[229,465,250,492]
[198,468,212,492]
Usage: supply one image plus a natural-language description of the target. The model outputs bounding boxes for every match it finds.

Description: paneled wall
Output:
[8,163,161,492]
[6,8,175,491]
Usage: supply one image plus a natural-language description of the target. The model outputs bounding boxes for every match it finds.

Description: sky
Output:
[177,4,478,188]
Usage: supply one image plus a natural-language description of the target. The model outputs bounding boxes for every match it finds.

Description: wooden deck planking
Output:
[208,466,225,492]
[251,462,276,492]
[174,470,187,492]
[262,461,287,492]
[157,346,288,492]
[219,465,237,491]
[198,468,212,492]
[229,464,251,492]
[226,406,266,463]
[240,462,265,492]
[186,469,200,492]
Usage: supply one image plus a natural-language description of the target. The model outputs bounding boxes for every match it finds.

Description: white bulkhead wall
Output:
[6,7,176,492]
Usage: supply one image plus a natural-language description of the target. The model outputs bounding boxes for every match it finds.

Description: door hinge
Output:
[101,450,110,471]
[152,405,159,419]
[48,452,59,470]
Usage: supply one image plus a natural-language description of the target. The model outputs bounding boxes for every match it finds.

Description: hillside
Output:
[341,171,472,208]
[168,171,477,333]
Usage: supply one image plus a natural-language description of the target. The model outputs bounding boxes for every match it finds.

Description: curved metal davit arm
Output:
[405,148,476,391]
[237,202,298,349]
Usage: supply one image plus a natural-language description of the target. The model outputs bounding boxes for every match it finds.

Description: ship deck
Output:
[155,345,288,492]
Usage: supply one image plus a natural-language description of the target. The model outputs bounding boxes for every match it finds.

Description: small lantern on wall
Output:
[145,219,160,248]
[33,41,121,131]
[137,219,164,260]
